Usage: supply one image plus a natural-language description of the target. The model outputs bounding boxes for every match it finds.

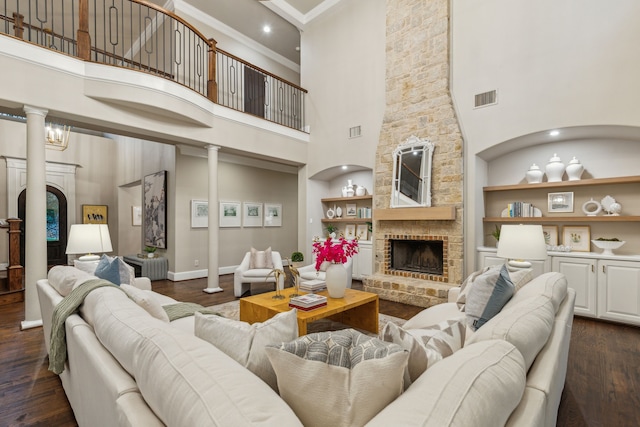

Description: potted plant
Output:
[490,225,501,246]
[291,251,304,267]
[144,246,157,258]
[325,224,338,239]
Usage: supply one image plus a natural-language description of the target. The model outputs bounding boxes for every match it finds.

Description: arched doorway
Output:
[18,186,68,268]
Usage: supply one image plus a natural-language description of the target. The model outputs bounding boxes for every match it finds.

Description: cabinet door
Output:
[357,243,373,278]
[597,260,640,326]
[552,256,597,317]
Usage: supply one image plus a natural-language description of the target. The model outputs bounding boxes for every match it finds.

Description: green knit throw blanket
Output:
[162,302,221,322]
[49,279,120,375]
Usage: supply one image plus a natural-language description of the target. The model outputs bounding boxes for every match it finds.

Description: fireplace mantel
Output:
[374,206,456,221]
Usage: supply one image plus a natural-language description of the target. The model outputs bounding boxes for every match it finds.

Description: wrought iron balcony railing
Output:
[0,0,306,131]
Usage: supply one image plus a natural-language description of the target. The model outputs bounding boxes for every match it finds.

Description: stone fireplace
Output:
[363,0,464,308]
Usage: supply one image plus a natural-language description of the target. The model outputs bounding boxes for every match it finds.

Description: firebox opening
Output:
[391,239,444,276]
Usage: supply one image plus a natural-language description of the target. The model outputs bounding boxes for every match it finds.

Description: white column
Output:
[203,145,223,293]
[22,106,48,329]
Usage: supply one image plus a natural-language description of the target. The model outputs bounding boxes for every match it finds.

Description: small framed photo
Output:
[219,201,241,228]
[243,202,263,227]
[355,224,369,241]
[548,192,574,213]
[563,226,591,251]
[542,225,558,246]
[345,203,357,217]
[344,224,357,240]
[131,206,142,226]
[191,200,208,228]
[82,205,108,224]
[264,203,282,227]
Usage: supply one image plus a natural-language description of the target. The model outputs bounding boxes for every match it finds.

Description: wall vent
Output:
[474,90,498,108]
[349,125,362,139]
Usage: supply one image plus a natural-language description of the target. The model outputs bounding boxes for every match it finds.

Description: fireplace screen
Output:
[390,239,444,276]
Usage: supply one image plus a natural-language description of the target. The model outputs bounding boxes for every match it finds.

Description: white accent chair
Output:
[234,250,285,297]
[297,257,353,289]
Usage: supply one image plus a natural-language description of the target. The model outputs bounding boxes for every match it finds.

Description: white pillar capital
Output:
[207,145,221,153]
[23,105,48,117]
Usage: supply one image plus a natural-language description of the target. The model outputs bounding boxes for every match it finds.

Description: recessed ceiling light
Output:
[263,25,271,33]
[342,165,348,170]
[549,130,560,136]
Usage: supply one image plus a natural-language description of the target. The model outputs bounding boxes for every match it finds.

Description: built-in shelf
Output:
[374,206,456,221]
[484,216,640,223]
[483,175,640,192]
[321,195,372,203]
[320,218,371,224]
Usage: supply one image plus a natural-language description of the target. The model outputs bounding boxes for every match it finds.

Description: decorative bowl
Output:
[591,240,625,256]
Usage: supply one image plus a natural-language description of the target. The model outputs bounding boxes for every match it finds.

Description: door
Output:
[598,260,640,326]
[18,186,68,268]
[552,256,597,317]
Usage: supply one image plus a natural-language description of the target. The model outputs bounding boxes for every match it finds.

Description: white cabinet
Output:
[477,247,640,325]
[353,241,373,280]
[597,260,640,326]
[552,256,597,317]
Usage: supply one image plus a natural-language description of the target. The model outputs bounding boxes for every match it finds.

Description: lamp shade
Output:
[496,224,548,263]
[66,224,113,261]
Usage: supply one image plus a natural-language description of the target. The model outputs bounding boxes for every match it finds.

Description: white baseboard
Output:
[21,319,43,330]
[168,265,239,282]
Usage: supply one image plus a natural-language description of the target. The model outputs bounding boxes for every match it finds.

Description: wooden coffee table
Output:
[239,287,379,336]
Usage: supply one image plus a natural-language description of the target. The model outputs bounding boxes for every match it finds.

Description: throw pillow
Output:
[120,284,170,322]
[465,264,515,331]
[510,268,534,292]
[249,247,274,269]
[94,254,122,285]
[383,319,466,387]
[47,265,96,296]
[457,266,533,311]
[194,309,298,391]
[264,329,408,427]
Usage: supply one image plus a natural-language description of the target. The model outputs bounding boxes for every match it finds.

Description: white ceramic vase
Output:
[325,263,348,298]
[565,157,584,181]
[525,164,544,184]
[545,153,565,182]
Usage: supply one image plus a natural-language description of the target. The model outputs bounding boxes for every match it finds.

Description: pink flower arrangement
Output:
[312,236,359,270]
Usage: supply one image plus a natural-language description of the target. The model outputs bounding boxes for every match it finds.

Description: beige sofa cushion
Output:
[48,265,96,296]
[402,302,465,330]
[366,339,526,427]
[194,310,298,391]
[467,294,555,370]
[120,284,170,322]
[506,271,567,312]
[265,329,408,427]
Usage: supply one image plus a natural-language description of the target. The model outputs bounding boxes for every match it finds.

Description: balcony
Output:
[0,0,306,131]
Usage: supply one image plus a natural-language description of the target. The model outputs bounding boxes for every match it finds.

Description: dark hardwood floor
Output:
[0,274,638,426]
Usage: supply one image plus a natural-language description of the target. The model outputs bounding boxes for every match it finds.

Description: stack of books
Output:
[299,279,326,292]
[289,293,328,311]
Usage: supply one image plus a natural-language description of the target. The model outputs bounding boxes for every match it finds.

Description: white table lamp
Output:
[66,224,113,261]
[496,224,548,270]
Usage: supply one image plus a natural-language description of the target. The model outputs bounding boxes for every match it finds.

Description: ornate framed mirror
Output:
[390,135,435,208]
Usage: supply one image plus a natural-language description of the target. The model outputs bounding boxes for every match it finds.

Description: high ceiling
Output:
[173,0,340,65]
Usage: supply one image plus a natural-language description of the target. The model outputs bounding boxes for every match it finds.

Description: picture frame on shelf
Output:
[191,200,208,228]
[542,225,558,246]
[345,203,357,217]
[344,224,357,240]
[563,225,590,252]
[243,202,263,227]
[264,203,282,227]
[131,206,142,226]
[548,192,574,213]
[219,201,241,228]
[355,224,368,241]
[82,205,108,224]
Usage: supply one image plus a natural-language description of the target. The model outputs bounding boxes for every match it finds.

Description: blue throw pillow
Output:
[465,264,515,331]
[94,254,121,285]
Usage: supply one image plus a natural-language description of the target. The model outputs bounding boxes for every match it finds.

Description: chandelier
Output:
[45,124,70,151]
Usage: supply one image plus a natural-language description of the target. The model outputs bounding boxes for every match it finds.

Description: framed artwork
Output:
[144,170,167,248]
[191,200,208,228]
[548,192,574,213]
[219,201,241,227]
[131,206,142,226]
[355,224,368,241]
[264,203,282,227]
[243,202,263,227]
[82,205,108,224]
[563,226,590,252]
[344,224,356,240]
[345,203,357,217]
[542,225,558,246]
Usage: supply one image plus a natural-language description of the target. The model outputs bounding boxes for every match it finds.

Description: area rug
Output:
[207,300,406,337]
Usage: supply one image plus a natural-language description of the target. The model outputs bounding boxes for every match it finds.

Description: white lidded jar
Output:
[545,153,565,182]
[525,163,544,184]
[565,156,584,181]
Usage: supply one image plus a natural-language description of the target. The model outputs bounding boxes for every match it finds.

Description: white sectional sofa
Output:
[37,266,574,427]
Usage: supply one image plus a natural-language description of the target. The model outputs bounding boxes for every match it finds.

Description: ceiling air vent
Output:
[474,90,497,108]
[349,125,362,139]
